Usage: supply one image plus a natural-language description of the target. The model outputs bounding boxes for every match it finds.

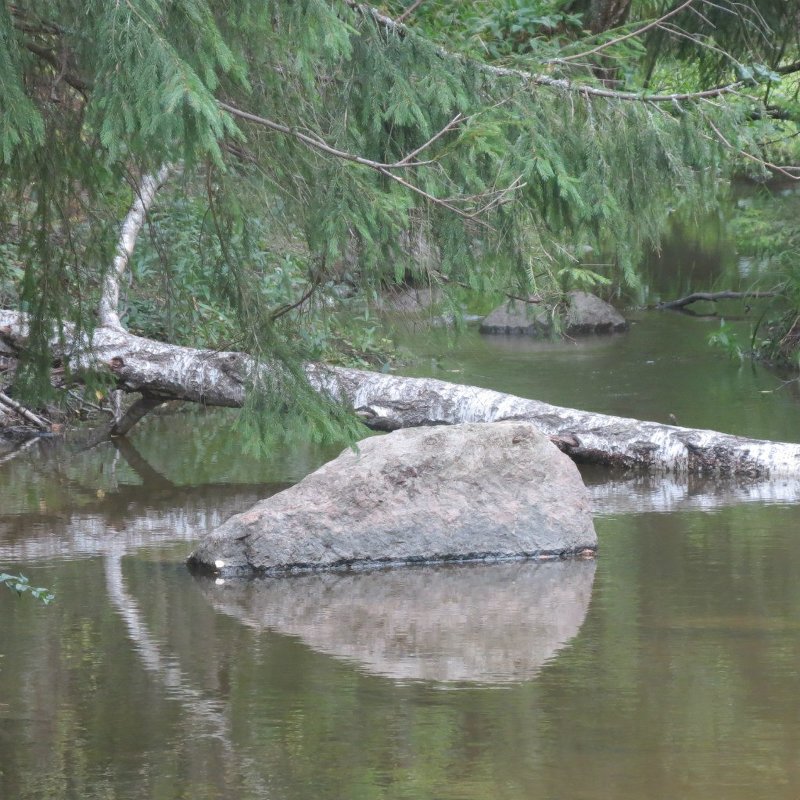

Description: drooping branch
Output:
[347,0,754,103]
[702,115,800,181]
[217,103,513,220]
[98,165,173,330]
[3,309,800,479]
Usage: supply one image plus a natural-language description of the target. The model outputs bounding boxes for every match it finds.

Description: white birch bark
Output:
[2,308,800,478]
[98,166,172,329]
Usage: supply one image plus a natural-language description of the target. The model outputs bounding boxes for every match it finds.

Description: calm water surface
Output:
[2,309,800,799]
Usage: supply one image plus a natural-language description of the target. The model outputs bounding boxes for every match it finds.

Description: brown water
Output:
[2,307,800,799]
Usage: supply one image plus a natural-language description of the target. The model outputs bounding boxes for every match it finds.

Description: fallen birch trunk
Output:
[312,365,800,477]
[2,308,800,478]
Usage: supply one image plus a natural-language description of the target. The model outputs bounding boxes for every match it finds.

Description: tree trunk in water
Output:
[2,309,800,478]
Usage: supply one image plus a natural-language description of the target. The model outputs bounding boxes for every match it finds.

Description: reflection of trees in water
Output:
[583,469,800,514]
[102,548,274,798]
[0,437,281,561]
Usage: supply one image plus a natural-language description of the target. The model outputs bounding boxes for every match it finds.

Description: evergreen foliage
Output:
[1,0,798,441]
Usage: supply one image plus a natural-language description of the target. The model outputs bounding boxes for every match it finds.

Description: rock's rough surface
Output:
[565,291,628,333]
[188,421,597,576]
[479,299,546,335]
[480,292,627,336]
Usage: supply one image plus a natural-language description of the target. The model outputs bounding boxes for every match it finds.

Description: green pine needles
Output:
[0,0,797,444]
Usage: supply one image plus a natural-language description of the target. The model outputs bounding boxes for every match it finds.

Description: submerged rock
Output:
[188,421,597,576]
[480,291,627,336]
[199,559,596,683]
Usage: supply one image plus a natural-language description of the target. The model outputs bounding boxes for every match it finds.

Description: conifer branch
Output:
[218,101,457,171]
[99,166,173,330]
[218,102,503,221]
[347,1,753,103]
[702,115,800,180]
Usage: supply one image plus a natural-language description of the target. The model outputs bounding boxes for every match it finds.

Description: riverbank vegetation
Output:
[1,0,799,442]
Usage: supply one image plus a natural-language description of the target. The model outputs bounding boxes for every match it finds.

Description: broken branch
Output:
[657,290,780,310]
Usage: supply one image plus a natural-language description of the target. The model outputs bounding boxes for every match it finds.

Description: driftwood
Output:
[2,308,800,478]
[0,390,50,430]
[657,290,779,311]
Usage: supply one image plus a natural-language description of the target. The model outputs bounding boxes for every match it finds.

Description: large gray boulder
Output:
[188,421,597,576]
[479,299,547,335]
[565,290,628,333]
[480,291,627,336]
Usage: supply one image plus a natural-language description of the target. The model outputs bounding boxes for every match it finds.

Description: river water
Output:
[3,235,800,797]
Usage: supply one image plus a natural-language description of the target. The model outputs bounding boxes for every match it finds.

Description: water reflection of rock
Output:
[201,559,596,684]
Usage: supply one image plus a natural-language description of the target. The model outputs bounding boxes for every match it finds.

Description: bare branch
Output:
[23,41,92,95]
[776,60,800,76]
[657,290,780,310]
[551,0,696,65]
[99,165,173,330]
[218,101,457,170]
[0,391,50,430]
[110,394,164,437]
[396,0,426,24]
[655,21,743,69]
[393,113,464,166]
[269,282,320,322]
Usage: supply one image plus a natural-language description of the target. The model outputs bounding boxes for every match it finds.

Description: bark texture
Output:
[3,309,800,478]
